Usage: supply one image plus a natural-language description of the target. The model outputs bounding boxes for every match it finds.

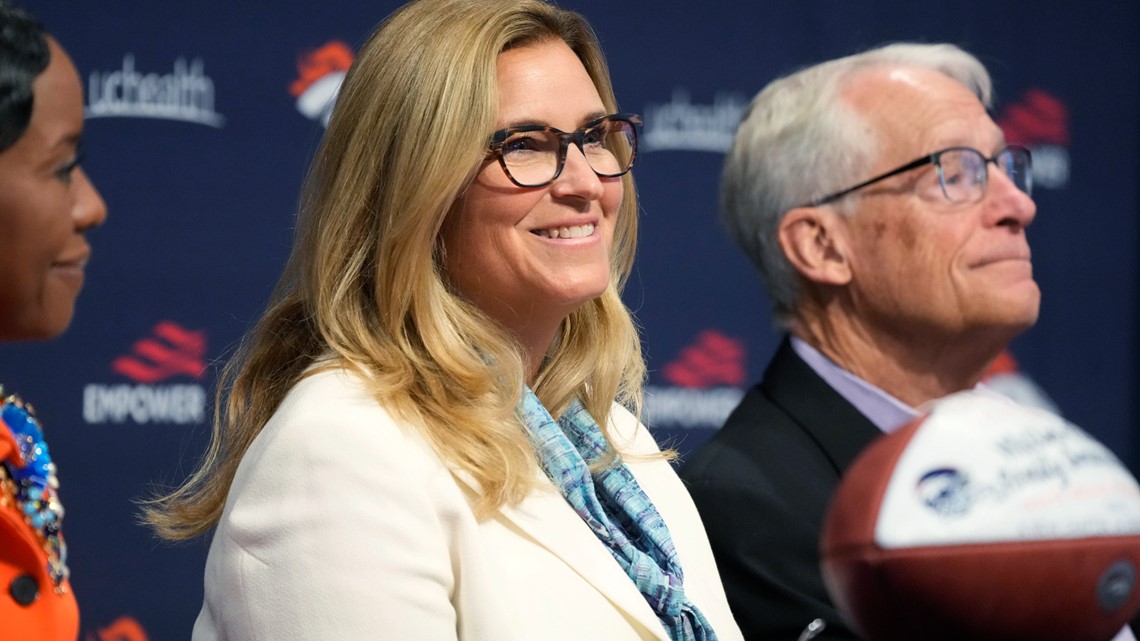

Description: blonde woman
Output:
[146,1,743,640]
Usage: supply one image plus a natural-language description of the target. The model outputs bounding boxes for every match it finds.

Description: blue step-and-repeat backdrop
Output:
[4,1,1139,638]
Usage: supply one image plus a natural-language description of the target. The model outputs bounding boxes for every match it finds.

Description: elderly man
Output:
[681,43,1135,641]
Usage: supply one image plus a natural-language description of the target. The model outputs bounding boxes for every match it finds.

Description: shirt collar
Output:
[789,336,920,434]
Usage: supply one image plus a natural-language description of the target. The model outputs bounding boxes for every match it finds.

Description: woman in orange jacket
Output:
[0,2,108,638]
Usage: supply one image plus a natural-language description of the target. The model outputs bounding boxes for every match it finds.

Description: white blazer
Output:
[192,367,744,641]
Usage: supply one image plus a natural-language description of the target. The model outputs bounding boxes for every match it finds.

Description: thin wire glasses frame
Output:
[805,144,1033,207]
[487,112,642,188]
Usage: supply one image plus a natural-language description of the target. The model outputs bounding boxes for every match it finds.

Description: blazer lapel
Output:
[761,338,884,474]
[452,469,671,641]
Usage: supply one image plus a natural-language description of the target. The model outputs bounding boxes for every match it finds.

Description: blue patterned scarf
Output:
[519,387,717,641]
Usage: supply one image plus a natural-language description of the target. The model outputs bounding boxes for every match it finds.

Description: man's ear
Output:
[777,207,853,286]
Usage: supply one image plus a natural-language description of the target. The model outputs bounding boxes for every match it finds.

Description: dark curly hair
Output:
[0,0,49,152]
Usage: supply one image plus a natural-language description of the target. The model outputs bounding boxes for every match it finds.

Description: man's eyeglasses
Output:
[488,113,642,188]
[806,145,1033,207]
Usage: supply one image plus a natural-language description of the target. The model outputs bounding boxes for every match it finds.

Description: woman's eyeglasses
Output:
[487,113,642,188]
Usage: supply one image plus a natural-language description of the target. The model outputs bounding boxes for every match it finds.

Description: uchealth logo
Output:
[85,54,225,128]
[645,330,746,430]
[290,41,355,126]
[86,616,150,641]
[997,89,1070,190]
[83,321,208,425]
[641,89,748,153]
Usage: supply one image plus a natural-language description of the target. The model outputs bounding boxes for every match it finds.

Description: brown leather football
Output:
[821,391,1140,641]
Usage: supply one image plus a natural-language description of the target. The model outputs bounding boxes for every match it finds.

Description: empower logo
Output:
[290,41,355,126]
[997,89,1070,190]
[85,54,225,128]
[645,330,746,430]
[83,322,208,425]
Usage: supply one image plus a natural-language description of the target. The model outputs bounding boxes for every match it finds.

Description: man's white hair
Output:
[720,43,993,326]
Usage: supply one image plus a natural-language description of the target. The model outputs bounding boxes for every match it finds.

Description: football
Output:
[820,391,1140,641]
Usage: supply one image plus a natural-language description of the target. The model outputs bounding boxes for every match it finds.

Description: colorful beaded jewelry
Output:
[0,388,69,591]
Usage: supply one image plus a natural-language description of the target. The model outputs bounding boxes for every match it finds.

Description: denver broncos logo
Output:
[86,616,149,641]
[290,41,355,125]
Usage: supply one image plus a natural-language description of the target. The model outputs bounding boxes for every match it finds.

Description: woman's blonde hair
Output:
[145,0,645,540]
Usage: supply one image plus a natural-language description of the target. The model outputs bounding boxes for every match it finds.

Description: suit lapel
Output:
[452,470,671,641]
[761,338,883,474]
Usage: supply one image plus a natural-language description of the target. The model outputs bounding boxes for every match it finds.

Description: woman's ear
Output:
[776,207,852,286]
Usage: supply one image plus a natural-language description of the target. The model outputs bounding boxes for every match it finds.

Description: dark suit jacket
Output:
[681,338,883,641]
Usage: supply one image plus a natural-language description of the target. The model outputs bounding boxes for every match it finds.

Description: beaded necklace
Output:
[0,388,69,591]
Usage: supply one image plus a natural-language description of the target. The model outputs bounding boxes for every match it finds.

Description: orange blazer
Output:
[1,418,79,641]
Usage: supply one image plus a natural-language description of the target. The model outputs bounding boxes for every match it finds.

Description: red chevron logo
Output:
[112,321,206,383]
[662,330,746,388]
[997,89,1069,146]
